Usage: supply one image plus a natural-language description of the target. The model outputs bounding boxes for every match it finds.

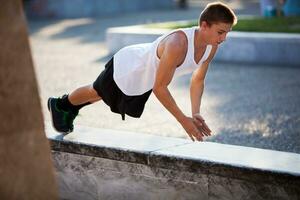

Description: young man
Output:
[48,2,237,141]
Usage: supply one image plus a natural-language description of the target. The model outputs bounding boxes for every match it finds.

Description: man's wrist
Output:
[192,112,200,116]
[176,113,187,124]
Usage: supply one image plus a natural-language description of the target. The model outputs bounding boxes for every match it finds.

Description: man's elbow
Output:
[191,77,205,87]
[152,86,160,95]
[152,85,165,96]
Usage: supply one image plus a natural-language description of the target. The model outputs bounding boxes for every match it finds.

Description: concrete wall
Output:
[217,31,300,66]
[47,125,300,200]
[25,0,175,18]
[106,25,300,66]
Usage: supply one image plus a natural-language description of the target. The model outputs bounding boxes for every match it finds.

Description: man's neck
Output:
[194,27,207,49]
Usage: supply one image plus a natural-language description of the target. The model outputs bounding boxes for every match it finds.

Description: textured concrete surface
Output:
[48,125,300,200]
[52,151,299,200]
[28,2,300,154]
[47,124,300,176]
[0,1,58,199]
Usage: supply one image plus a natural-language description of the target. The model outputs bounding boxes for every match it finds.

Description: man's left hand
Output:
[193,113,212,137]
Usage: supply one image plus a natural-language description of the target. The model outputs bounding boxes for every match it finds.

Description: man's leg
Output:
[48,84,101,133]
[68,84,102,105]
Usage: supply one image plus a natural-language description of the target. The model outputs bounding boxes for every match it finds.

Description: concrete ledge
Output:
[106,25,300,66]
[46,124,300,199]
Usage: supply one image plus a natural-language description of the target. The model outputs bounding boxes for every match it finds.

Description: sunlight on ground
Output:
[33,18,95,37]
[226,114,293,138]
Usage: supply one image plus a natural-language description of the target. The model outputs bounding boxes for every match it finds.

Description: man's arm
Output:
[153,32,202,141]
[190,45,218,134]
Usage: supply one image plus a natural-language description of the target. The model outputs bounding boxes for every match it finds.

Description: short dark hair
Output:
[199,2,237,26]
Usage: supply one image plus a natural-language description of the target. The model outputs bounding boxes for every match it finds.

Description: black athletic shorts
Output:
[93,58,152,120]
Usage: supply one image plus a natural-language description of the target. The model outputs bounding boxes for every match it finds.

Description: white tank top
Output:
[113,26,212,96]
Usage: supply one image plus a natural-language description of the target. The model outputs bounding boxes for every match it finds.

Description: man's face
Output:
[202,22,232,45]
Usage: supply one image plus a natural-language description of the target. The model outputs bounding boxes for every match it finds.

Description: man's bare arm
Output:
[153,33,202,141]
[190,45,218,135]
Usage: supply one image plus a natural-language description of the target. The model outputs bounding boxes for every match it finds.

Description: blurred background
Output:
[23,0,300,154]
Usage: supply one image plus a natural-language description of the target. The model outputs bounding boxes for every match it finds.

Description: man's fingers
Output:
[194,120,210,136]
[188,133,195,142]
[190,126,203,142]
[202,121,212,135]
[194,130,203,141]
[193,114,212,136]
[196,125,208,137]
[197,133,203,141]
[195,117,211,136]
[195,118,210,134]
[201,128,210,137]
[201,122,210,135]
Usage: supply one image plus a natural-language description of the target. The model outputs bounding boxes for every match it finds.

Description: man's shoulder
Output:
[164,31,188,55]
[168,30,188,47]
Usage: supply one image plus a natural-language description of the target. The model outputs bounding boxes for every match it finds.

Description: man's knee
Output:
[88,85,99,97]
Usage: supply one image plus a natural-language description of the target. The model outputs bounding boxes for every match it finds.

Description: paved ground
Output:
[27,1,300,154]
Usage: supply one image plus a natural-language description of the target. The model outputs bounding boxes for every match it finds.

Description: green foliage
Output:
[145,17,300,33]
[233,17,300,33]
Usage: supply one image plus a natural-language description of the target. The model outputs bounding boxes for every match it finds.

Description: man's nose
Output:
[221,33,227,42]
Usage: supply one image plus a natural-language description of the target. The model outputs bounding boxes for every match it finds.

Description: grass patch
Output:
[145,17,300,33]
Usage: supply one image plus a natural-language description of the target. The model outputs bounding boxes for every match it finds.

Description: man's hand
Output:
[193,113,212,137]
[180,116,204,141]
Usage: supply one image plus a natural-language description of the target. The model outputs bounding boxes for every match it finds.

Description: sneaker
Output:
[47,97,78,134]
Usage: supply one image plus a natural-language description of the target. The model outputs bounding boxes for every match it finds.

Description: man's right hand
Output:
[179,116,204,142]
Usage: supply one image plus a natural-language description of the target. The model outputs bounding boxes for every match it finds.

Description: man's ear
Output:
[200,21,209,30]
